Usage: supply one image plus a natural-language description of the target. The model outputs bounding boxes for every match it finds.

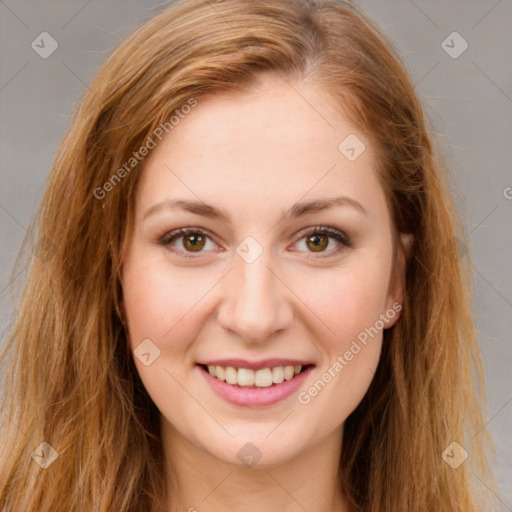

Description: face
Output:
[121,76,407,469]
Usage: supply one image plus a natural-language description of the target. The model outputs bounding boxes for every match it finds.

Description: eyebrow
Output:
[143,195,367,223]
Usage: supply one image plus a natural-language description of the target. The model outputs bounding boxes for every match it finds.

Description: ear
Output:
[383,232,413,328]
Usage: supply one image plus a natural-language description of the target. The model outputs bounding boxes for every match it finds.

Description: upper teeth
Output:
[207,365,303,387]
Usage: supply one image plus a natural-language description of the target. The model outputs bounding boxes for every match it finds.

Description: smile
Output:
[201,364,309,388]
[196,360,315,407]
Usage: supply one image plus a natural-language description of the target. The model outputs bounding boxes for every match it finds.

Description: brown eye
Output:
[306,234,329,252]
[293,226,352,257]
[182,233,206,252]
[159,228,217,257]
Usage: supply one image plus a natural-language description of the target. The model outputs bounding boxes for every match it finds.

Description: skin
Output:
[121,75,409,512]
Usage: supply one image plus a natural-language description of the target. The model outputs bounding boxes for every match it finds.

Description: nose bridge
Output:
[217,246,292,342]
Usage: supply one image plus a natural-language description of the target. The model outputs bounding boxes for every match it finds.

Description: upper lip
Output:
[197,358,315,370]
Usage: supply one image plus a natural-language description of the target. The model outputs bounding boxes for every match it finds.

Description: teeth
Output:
[216,366,226,382]
[254,368,272,387]
[225,366,237,385]
[272,366,284,384]
[284,365,295,380]
[237,368,254,386]
[206,364,304,388]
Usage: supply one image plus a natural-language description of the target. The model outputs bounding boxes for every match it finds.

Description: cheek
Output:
[122,250,208,352]
[290,254,391,413]
[121,253,211,417]
[292,257,392,349]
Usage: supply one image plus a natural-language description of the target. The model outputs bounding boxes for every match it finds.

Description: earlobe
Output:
[400,233,414,260]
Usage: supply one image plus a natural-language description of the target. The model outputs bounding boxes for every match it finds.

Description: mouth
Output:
[196,362,315,388]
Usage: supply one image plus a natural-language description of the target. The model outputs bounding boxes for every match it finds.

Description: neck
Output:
[156,418,348,512]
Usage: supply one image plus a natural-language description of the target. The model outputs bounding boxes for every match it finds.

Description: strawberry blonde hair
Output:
[0,0,498,510]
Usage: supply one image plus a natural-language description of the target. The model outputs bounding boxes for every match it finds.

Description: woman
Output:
[0,0,498,510]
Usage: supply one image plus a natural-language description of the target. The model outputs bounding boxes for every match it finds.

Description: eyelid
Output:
[158,225,352,258]
[158,227,220,259]
[292,225,352,246]
[288,225,352,258]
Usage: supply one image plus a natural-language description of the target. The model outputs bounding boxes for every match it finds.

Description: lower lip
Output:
[198,365,314,407]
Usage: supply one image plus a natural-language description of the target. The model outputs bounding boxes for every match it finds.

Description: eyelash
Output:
[157,226,353,259]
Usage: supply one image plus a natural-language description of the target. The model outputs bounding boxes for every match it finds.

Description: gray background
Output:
[1,0,511,508]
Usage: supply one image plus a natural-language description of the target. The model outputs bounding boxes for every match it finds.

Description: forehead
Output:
[135,77,387,226]
[159,78,354,165]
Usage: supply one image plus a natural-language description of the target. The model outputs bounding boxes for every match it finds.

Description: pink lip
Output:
[197,364,315,407]
[197,358,314,370]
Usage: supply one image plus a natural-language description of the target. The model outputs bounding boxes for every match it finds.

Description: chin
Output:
[199,427,309,469]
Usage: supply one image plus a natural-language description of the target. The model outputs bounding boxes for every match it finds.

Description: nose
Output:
[216,249,293,344]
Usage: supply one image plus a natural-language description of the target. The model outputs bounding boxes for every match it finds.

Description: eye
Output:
[158,225,352,259]
[292,226,352,256]
[158,227,219,258]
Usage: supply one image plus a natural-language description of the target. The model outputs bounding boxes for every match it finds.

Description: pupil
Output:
[308,234,327,251]
[185,234,204,251]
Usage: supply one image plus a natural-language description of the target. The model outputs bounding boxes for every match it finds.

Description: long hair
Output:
[0,0,497,510]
